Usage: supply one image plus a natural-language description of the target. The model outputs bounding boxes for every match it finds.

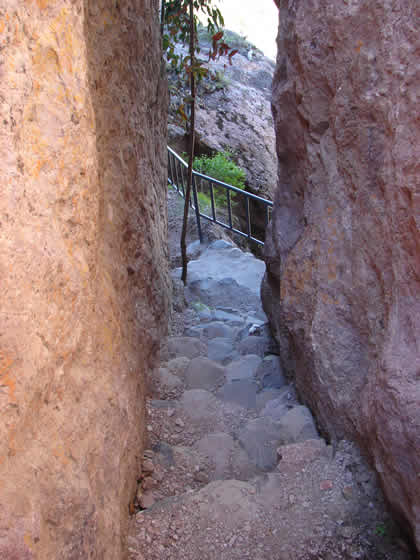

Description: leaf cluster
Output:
[162,0,237,85]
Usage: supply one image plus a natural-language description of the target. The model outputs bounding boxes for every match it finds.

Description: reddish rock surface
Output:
[263,0,420,549]
[0,1,169,558]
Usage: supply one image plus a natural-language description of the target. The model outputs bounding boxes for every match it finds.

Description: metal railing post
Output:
[191,173,203,243]
[245,198,251,238]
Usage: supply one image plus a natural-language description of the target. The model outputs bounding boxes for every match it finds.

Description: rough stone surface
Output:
[184,357,226,391]
[168,42,277,200]
[202,321,236,340]
[152,367,183,399]
[237,417,283,471]
[260,397,288,422]
[256,355,286,389]
[166,357,191,380]
[277,406,319,444]
[0,2,169,559]
[225,355,262,382]
[207,337,237,364]
[263,0,420,548]
[177,390,222,424]
[129,213,411,560]
[195,433,237,480]
[217,380,258,410]
[237,335,266,357]
[167,337,207,360]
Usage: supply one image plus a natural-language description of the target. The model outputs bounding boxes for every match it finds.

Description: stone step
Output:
[129,438,404,560]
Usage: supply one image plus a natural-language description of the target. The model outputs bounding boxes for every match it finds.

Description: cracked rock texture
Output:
[0,1,169,558]
[263,0,420,550]
[168,43,277,200]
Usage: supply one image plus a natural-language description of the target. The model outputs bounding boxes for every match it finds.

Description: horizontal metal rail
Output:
[167,146,273,246]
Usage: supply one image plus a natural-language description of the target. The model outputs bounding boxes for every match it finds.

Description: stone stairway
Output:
[127,239,409,560]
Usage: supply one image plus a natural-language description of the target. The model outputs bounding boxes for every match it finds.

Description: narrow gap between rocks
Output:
[126,190,410,560]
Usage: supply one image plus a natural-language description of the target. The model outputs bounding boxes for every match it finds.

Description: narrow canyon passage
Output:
[126,191,411,560]
[0,1,418,559]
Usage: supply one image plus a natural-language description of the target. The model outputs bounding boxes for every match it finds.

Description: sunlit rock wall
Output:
[0,1,169,558]
[264,0,420,548]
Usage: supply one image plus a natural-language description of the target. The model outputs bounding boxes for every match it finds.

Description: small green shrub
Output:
[193,151,246,190]
[197,191,211,210]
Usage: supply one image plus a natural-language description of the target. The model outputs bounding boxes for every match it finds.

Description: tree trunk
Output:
[180,0,196,285]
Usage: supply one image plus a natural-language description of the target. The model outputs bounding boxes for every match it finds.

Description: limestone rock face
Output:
[0,1,169,558]
[263,0,420,548]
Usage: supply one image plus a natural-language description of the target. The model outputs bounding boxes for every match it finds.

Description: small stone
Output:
[339,526,354,539]
[175,418,185,428]
[142,459,155,474]
[342,485,353,499]
[139,492,155,509]
[289,494,295,505]
[184,356,226,390]
[320,480,333,491]
[194,470,209,483]
[143,449,154,459]
[142,476,155,491]
[153,469,164,483]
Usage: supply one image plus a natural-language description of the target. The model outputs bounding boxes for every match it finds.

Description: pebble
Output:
[143,459,155,474]
[194,470,209,483]
[342,485,353,500]
[142,476,155,491]
[139,492,155,509]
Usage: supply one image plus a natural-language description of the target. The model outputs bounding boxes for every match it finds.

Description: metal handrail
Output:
[167,146,273,246]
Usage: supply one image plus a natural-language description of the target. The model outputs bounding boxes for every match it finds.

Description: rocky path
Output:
[127,196,410,560]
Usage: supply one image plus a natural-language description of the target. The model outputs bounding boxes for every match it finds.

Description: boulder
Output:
[152,367,183,398]
[195,432,237,480]
[237,417,283,471]
[256,355,287,389]
[168,42,277,201]
[202,321,236,340]
[184,357,226,391]
[166,357,191,380]
[277,406,319,445]
[207,337,238,364]
[0,1,169,558]
[264,0,420,548]
[217,380,258,410]
[177,390,222,424]
[167,337,207,360]
[226,355,262,382]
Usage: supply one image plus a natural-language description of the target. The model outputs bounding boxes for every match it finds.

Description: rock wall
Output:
[263,0,419,549]
[0,1,169,558]
[168,43,277,200]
